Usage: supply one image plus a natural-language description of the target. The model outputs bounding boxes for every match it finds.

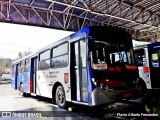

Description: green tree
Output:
[0,58,12,75]
[17,49,32,59]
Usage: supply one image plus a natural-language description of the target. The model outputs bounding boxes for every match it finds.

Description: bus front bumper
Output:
[91,87,140,106]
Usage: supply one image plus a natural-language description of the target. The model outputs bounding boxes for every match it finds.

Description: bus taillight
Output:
[143,66,149,73]
[64,73,69,84]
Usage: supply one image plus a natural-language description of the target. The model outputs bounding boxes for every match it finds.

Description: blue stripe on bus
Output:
[87,61,96,105]
[70,27,90,40]
[19,72,30,93]
[11,75,16,89]
[148,42,160,50]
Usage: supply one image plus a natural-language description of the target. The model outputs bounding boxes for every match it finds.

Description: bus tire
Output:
[55,86,67,109]
[138,78,147,96]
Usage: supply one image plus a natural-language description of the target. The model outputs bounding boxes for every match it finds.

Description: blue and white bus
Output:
[11,26,142,108]
[134,42,160,91]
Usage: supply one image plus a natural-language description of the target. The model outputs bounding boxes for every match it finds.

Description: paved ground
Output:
[0,83,159,120]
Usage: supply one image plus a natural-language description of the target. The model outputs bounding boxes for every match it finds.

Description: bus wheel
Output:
[138,78,147,96]
[55,86,67,109]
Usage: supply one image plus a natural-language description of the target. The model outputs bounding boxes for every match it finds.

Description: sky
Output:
[0,22,73,59]
[0,22,149,59]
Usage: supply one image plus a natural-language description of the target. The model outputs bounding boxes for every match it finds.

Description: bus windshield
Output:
[90,40,134,66]
[110,51,131,64]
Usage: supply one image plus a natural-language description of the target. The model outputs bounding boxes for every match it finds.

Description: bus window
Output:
[20,60,25,73]
[39,50,50,70]
[24,59,30,72]
[39,50,50,61]
[11,65,16,74]
[52,43,68,58]
[134,49,146,66]
[39,60,50,69]
[110,51,129,64]
[92,47,107,64]
[80,40,86,67]
[51,43,68,68]
[151,53,159,67]
[51,55,68,68]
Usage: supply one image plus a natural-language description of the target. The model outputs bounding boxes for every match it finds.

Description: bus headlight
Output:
[100,83,108,90]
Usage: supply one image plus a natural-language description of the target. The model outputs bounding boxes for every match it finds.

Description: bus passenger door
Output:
[16,64,20,89]
[16,64,20,90]
[71,39,88,103]
[148,47,160,88]
[30,57,37,93]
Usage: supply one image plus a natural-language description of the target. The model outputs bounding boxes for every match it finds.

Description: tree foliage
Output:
[17,49,32,59]
[0,49,32,76]
[0,58,12,75]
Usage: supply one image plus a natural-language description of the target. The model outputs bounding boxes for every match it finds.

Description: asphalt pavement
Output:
[0,83,159,120]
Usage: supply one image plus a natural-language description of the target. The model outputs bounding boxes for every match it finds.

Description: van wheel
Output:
[55,86,67,109]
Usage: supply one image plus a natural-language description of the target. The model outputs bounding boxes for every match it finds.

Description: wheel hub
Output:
[58,91,64,104]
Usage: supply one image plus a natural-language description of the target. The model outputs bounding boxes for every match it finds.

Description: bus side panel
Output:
[148,43,160,88]
[11,64,18,90]
[19,72,30,93]
[138,67,151,89]
[30,63,33,93]
[11,74,16,89]
[138,48,152,89]
[11,64,19,90]
[36,70,52,98]
[36,68,71,101]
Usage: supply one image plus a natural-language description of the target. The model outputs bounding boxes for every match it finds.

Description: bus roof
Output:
[148,42,160,50]
[134,44,148,49]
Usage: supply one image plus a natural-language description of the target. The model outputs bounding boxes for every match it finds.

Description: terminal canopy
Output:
[0,0,159,42]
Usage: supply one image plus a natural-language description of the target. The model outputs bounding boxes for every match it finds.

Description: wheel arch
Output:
[52,82,63,103]
[138,77,147,95]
